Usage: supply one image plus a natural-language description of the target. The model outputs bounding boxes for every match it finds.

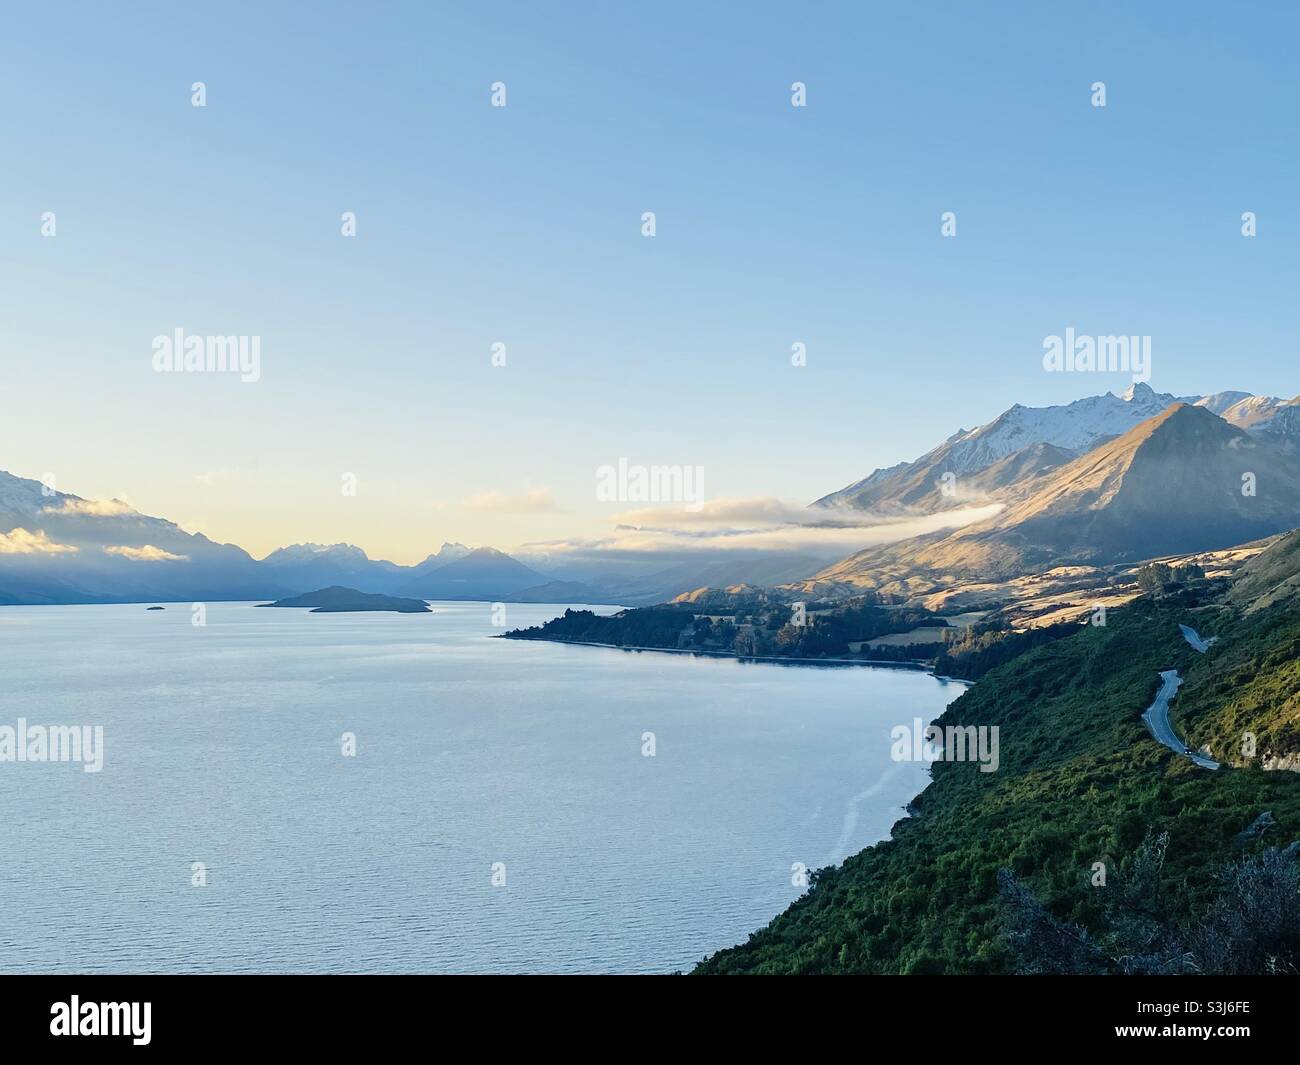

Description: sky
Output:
[1,1,1297,565]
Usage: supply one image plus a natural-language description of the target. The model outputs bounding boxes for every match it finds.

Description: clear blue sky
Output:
[1,1,1296,562]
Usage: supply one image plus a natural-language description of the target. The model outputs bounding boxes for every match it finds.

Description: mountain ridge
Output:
[815,384,1300,519]
[0,467,550,604]
[800,403,1300,594]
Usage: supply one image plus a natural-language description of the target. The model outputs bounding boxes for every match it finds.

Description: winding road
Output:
[1179,624,1219,653]
[1140,625,1221,770]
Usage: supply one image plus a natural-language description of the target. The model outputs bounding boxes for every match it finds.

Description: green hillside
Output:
[1177,608,1300,770]
[695,590,1300,974]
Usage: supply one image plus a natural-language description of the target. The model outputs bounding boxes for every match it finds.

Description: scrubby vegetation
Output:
[1177,603,1300,769]
[1000,832,1300,974]
[511,534,1300,975]
[1136,560,1206,596]
[695,599,1300,974]
[502,600,941,661]
[500,607,691,649]
[933,620,1077,680]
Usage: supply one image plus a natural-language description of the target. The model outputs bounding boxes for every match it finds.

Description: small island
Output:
[146,606,165,611]
[257,586,431,613]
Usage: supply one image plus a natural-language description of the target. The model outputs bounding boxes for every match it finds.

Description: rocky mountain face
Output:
[803,403,1300,592]
[965,403,1300,561]
[1246,400,1300,454]
[815,384,1299,517]
[814,383,1191,514]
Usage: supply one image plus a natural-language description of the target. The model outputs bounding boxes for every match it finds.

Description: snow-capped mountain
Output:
[1253,401,1300,453]
[0,468,275,603]
[1218,393,1299,431]
[1204,394,1300,452]
[938,383,1191,473]
[411,542,472,570]
[1193,391,1254,415]
[260,542,410,592]
[802,403,1300,593]
[262,542,372,565]
[814,384,1295,514]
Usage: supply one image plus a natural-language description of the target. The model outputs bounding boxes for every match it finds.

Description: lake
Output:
[0,601,964,973]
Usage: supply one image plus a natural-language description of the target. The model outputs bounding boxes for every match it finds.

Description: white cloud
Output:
[43,497,137,518]
[103,545,187,562]
[612,498,814,528]
[518,499,1003,559]
[0,528,79,555]
[463,488,563,514]
[609,496,977,530]
[194,469,241,486]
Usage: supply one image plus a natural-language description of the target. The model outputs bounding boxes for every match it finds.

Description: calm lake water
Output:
[0,601,963,973]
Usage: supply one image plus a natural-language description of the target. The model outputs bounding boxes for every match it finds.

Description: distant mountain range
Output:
[0,472,565,605]
[4,385,1298,606]
[0,462,838,606]
[0,468,820,606]
[259,540,473,596]
[397,547,547,599]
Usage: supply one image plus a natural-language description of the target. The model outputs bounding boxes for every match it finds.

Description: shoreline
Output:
[498,634,942,672]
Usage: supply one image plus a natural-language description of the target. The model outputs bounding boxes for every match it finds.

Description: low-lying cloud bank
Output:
[0,528,80,555]
[42,498,138,518]
[102,545,188,562]
[518,498,1002,562]
[463,488,563,514]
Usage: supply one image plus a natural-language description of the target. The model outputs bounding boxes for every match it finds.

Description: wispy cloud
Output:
[518,498,1003,559]
[43,497,137,518]
[194,469,239,486]
[0,528,80,555]
[103,545,187,562]
[607,497,972,530]
[463,488,564,514]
